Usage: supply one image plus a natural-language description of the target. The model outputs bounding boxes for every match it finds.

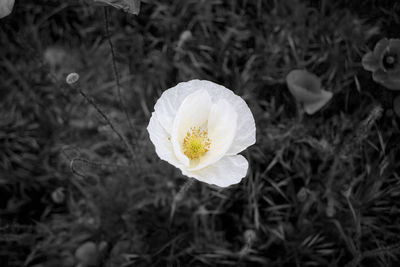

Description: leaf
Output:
[93,0,140,15]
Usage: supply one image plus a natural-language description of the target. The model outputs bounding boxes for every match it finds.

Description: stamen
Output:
[182,127,211,160]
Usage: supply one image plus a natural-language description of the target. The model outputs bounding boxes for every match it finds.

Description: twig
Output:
[103,7,135,133]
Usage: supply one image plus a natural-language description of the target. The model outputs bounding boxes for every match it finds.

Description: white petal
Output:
[190,80,256,156]
[153,80,256,155]
[362,52,380,72]
[189,99,237,171]
[147,112,183,168]
[171,89,212,166]
[154,80,199,134]
[182,155,249,187]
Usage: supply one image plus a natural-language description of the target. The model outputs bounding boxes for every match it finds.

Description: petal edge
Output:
[182,155,249,187]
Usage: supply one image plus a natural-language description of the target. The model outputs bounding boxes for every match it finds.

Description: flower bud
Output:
[66,72,80,85]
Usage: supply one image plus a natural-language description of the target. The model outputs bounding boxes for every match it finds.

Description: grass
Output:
[1,0,400,266]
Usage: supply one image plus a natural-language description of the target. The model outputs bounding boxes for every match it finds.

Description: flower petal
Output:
[154,80,255,156]
[387,39,400,55]
[153,82,198,134]
[147,112,183,168]
[182,155,249,187]
[188,80,255,156]
[362,51,380,72]
[373,38,390,58]
[286,69,321,94]
[303,90,333,114]
[0,0,14,19]
[171,89,212,166]
[387,39,400,72]
[387,70,400,83]
[189,99,237,171]
[286,74,327,104]
[372,69,387,83]
[286,70,332,114]
[373,69,400,90]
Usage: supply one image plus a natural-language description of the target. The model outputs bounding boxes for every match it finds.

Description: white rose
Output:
[147,80,256,187]
[0,0,14,19]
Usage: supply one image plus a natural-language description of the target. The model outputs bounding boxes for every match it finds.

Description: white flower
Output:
[0,0,14,19]
[147,80,256,187]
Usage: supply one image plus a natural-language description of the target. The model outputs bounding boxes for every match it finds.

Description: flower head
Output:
[362,38,400,90]
[286,69,333,114]
[66,72,80,85]
[147,80,256,187]
[0,0,14,19]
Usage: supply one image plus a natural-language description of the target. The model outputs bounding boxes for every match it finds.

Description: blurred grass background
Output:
[1,0,400,266]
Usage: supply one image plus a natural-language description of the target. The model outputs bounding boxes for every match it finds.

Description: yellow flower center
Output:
[182,127,211,160]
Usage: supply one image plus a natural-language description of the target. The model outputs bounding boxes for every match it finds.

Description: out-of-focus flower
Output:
[286,69,333,115]
[147,80,256,187]
[362,38,400,90]
[0,0,14,19]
